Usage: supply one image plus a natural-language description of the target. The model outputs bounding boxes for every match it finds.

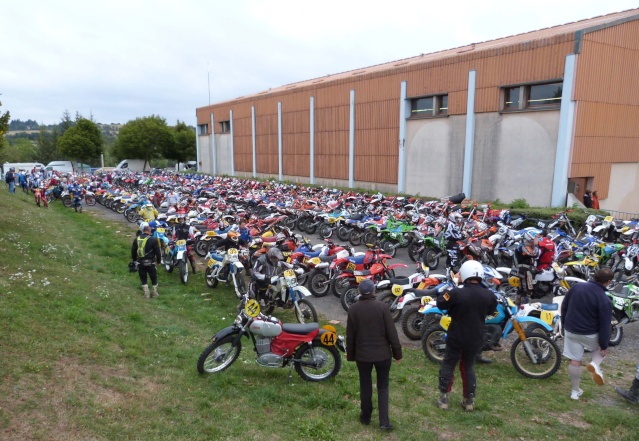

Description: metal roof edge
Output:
[574,13,639,53]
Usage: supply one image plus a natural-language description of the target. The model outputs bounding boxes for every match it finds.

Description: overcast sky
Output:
[1,0,637,126]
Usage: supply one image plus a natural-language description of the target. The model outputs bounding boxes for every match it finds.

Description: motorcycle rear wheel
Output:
[85,195,96,206]
[205,267,218,288]
[377,292,401,322]
[305,222,318,235]
[340,287,359,311]
[294,299,318,324]
[62,196,72,208]
[318,223,333,239]
[608,324,624,346]
[407,242,423,262]
[401,305,424,340]
[363,231,377,247]
[308,272,330,297]
[349,230,362,247]
[422,325,446,363]
[194,238,209,257]
[337,225,351,242]
[381,240,397,258]
[331,277,350,298]
[125,209,138,223]
[424,249,440,270]
[294,341,341,382]
[510,331,562,379]
[197,336,242,374]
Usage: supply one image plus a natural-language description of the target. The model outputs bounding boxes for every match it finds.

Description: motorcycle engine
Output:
[482,324,501,350]
[535,281,553,297]
[255,337,283,367]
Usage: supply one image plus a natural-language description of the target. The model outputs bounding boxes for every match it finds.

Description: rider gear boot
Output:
[437,392,449,410]
[476,354,492,364]
[616,378,639,404]
[461,395,475,412]
[151,285,159,298]
[142,285,150,299]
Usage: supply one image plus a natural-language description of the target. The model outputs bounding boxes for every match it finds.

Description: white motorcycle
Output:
[204,248,247,299]
[255,266,318,324]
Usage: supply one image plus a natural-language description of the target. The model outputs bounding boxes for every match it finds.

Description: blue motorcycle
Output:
[420,287,562,379]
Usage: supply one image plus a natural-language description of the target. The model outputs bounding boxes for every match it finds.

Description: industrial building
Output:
[196,8,639,212]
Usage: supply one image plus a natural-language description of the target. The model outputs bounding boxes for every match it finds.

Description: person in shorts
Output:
[561,268,613,400]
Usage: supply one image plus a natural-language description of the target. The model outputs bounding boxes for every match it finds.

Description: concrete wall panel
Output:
[601,163,639,213]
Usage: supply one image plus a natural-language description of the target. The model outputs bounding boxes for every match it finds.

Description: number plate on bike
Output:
[245,299,261,317]
[309,257,320,265]
[207,258,215,267]
[228,248,238,255]
[176,240,186,246]
[156,228,165,233]
[284,269,296,278]
[346,262,356,271]
[320,331,337,346]
[604,216,613,223]
[540,311,554,326]
[355,276,366,283]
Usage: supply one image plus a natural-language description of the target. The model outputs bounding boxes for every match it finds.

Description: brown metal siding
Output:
[572,19,639,199]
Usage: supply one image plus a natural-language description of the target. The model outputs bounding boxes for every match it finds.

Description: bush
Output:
[510,198,530,209]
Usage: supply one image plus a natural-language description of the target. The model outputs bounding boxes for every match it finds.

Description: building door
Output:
[568,177,588,204]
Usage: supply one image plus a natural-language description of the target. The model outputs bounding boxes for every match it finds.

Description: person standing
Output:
[561,268,613,400]
[583,190,593,209]
[346,279,402,431]
[5,167,15,194]
[131,223,162,299]
[592,191,600,210]
[436,260,497,412]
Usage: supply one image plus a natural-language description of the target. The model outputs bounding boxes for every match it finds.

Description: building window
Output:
[219,120,230,133]
[410,94,448,118]
[502,81,562,111]
[197,123,208,135]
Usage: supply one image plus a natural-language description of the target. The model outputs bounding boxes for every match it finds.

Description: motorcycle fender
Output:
[293,286,312,297]
[376,280,391,290]
[315,262,329,269]
[564,276,586,284]
[593,225,606,233]
[232,261,244,271]
[387,263,408,270]
[211,326,241,343]
[625,258,633,272]
[420,307,445,316]
[496,267,512,275]
[504,317,552,337]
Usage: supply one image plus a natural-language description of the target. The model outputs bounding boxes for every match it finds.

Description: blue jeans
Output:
[8,181,15,193]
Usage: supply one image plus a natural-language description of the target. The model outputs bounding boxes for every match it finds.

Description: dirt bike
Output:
[253,267,319,324]
[204,248,248,298]
[197,294,345,382]
[606,284,639,346]
[421,289,562,379]
[164,239,191,284]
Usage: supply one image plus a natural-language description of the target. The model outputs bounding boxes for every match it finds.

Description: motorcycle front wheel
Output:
[340,287,359,311]
[337,225,351,242]
[424,249,440,270]
[349,230,362,247]
[85,195,96,206]
[608,324,624,346]
[381,240,397,258]
[422,325,446,363]
[62,196,72,208]
[318,223,333,239]
[377,292,401,322]
[407,241,423,262]
[510,331,562,379]
[308,272,330,297]
[294,299,318,324]
[197,336,242,374]
[331,277,350,298]
[178,260,189,284]
[125,209,138,223]
[401,305,424,340]
[294,341,341,382]
[194,238,209,257]
[205,267,218,288]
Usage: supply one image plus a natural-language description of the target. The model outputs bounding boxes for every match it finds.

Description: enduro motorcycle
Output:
[164,239,191,284]
[197,295,345,382]
[606,284,639,346]
[496,262,584,300]
[204,248,247,298]
[253,267,319,324]
[421,290,562,379]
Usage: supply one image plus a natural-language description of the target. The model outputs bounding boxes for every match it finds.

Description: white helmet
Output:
[139,222,149,232]
[448,212,463,223]
[459,260,484,283]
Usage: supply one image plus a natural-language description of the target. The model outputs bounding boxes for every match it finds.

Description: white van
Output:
[3,162,46,173]
[45,161,92,174]
[114,159,151,172]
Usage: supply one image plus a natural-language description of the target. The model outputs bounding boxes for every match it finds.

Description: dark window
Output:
[219,121,230,133]
[505,87,520,109]
[438,95,448,115]
[411,97,434,115]
[197,123,208,135]
[527,83,562,107]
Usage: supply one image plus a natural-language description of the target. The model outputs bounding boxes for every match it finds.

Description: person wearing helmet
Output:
[251,247,285,305]
[513,230,539,306]
[131,223,162,299]
[173,213,198,274]
[444,212,465,272]
[5,167,16,194]
[140,201,159,222]
[435,260,497,412]
[70,182,84,212]
[237,220,252,245]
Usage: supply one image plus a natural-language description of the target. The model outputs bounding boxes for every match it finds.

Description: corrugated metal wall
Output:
[572,19,639,199]
[196,34,576,186]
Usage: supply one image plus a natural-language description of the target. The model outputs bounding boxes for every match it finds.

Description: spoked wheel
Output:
[205,267,219,288]
[422,325,447,363]
[407,242,423,262]
[195,239,209,257]
[318,223,333,239]
[178,260,189,284]
[85,195,96,206]
[377,292,401,322]
[62,196,72,207]
[337,226,351,242]
[510,331,562,379]
[401,305,424,340]
[197,336,242,374]
[608,324,624,346]
[294,341,341,382]
[283,216,297,231]
[363,231,377,246]
[424,249,440,270]
[308,272,330,297]
[331,277,351,298]
[340,287,359,311]
[164,255,174,273]
[381,240,397,258]
[125,209,138,223]
[349,230,362,247]
[294,299,318,324]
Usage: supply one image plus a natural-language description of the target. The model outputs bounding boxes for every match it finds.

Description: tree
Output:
[58,118,103,164]
[35,126,60,164]
[59,109,74,136]
[1,138,37,162]
[114,115,175,170]
[165,121,196,167]
[0,99,9,159]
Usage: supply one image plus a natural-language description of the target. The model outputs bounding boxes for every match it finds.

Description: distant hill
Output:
[7,119,122,138]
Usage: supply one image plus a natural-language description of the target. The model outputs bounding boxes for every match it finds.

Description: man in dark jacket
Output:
[436,260,497,412]
[561,268,613,400]
[5,167,15,194]
[131,223,162,299]
[347,279,402,431]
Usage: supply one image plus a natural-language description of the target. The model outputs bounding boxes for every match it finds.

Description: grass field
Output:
[1,188,638,441]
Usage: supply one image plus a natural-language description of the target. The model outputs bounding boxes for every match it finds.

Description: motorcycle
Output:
[197,295,345,382]
[204,248,248,298]
[497,262,584,301]
[421,290,562,379]
[253,267,319,324]
[606,284,639,346]
[164,239,191,284]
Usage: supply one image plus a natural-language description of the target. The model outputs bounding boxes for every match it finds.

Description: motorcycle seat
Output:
[404,287,438,297]
[262,236,277,243]
[302,250,323,258]
[353,270,372,276]
[348,255,367,264]
[541,303,559,311]
[282,323,320,335]
[320,254,336,262]
[389,277,409,285]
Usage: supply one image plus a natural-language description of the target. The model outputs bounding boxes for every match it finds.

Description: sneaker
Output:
[570,388,584,400]
[437,392,449,410]
[461,397,475,412]
[587,362,604,385]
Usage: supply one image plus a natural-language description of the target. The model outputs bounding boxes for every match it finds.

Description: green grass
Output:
[0,189,638,440]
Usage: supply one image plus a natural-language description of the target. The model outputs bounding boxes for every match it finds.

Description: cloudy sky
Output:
[1,0,637,126]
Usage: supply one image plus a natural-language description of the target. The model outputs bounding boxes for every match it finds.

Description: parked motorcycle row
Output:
[89,171,639,382]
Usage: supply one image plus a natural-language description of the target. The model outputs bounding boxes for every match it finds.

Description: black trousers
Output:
[356,358,392,425]
[138,264,158,286]
[439,341,481,398]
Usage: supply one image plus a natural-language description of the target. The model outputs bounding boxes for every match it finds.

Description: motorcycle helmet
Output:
[267,247,283,264]
[522,231,536,245]
[448,212,463,224]
[228,231,239,242]
[139,222,149,233]
[157,214,167,222]
[459,260,485,283]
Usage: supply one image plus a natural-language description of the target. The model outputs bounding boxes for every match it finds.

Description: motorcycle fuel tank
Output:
[249,319,282,337]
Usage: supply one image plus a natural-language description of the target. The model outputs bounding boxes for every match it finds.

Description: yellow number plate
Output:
[176,240,186,246]
[156,228,165,233]
[207,258,215,267]
[540,311,554,326]
[206,231,217,237]
[391,285,403,297]
[284,269,296,278]
[508,276,520,288]
[228,248,238,255]
[355,276,365,283]
[245,299,261,318]
[604,216,613,222]
[439,316,452,331]
[346,262,356,271]
[309,257,321,265]
[320,331,337,346]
